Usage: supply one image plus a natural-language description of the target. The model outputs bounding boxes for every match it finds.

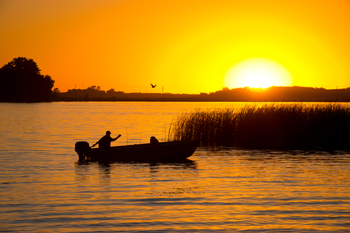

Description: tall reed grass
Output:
[168,103,350,150]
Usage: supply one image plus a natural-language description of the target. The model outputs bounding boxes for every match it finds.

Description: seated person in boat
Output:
[91,131,121,150]
[150,136,159,146]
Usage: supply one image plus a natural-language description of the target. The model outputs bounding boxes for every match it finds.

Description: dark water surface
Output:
[0,102,349,232]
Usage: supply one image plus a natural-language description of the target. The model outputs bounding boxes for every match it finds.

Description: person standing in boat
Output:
[91,131,121,150]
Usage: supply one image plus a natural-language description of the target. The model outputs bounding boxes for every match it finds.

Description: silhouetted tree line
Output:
[59,86,350,102]
[59,86,195,100]
[0,57,55,102]
[60,86,124,99]
[207,86,350,102]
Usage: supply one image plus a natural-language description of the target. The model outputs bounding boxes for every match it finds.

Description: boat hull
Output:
[76,140,198,162]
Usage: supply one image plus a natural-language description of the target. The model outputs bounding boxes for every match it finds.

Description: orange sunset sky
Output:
[1,0,350,94]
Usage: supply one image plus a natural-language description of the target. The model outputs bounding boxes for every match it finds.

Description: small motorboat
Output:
[75,140,199,162]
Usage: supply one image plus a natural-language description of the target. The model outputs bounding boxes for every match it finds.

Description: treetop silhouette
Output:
[0,57,55,102]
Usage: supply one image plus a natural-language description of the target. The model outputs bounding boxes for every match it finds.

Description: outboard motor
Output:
[75,141,90,161]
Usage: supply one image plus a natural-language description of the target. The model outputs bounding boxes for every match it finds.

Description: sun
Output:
[223,57,293,89]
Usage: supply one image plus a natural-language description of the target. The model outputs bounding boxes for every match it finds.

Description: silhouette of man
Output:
[91,131,121,150]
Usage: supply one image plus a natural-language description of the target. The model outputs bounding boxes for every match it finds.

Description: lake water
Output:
[0,102,350,232]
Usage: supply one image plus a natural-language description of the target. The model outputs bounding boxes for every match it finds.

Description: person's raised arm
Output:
[113,134,122,141]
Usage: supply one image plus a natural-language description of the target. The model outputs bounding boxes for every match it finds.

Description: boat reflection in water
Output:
[75,156,198,187]
[76,158,197,172]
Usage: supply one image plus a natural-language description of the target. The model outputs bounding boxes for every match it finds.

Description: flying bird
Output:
[150,84,157,88]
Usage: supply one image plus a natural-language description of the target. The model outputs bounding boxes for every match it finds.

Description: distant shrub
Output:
[168,103,350,150]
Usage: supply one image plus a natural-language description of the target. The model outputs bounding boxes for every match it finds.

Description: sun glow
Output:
[223,58,293,89]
